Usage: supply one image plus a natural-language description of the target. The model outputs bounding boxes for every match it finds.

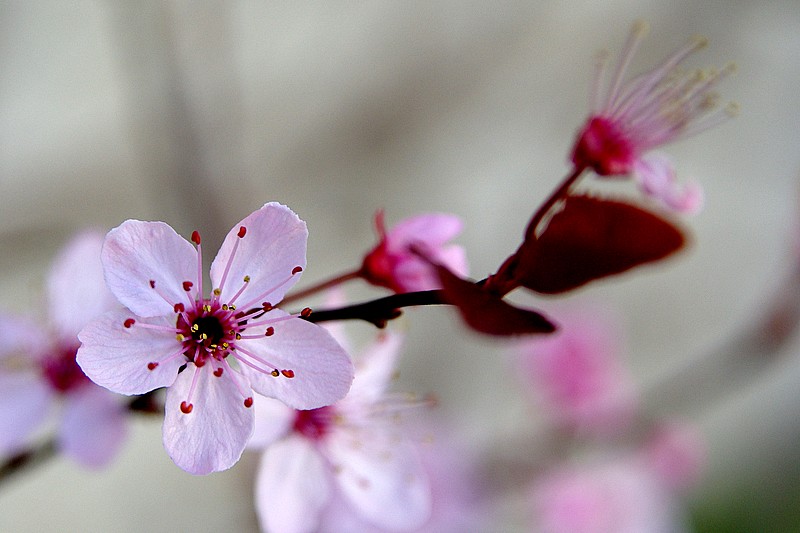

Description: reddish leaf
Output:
[436,264,556,336]
[511,195,685,294]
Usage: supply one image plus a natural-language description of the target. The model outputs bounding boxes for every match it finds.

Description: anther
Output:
[235,333,242,340]
[262,302,273,312]
[213,368,224,377]
[238,226,247,238]
[292,266,303,275]
[183,281,193,292]
[174,303,185,313]
[243,275,250,283]
[271,369,280,377]
[300,307,312,318]
[191,324,200,332]
[124,318,136,328]
[176,334,185,342]
[222,304,229,310]
[180,401,193,414]
[191,231,201,245]
[149,280,156,289]
[213,288,221,296]
[203,304,211,313]
[244,397,254,408]
[265,327,274,337]
[281,369,295,378]
[147,362,158,370]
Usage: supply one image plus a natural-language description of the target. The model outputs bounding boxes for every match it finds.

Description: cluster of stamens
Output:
[122,227,310,415]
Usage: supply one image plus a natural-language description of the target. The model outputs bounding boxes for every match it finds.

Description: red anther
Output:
[174,303,185,313]
[213,367,224,377]
[237,226,247,238]
[191,230,201,245]
[262,302,273,312]
[180,401,193,414]
[147,362,158,371]
[194,357,206,368]
[124,318,136,328]
[265,327,275,337]
[149,280,156,288]
[244,397,254,408]
[182,281,193,292]
[292,266,303,275]
[300,307,312,318]
[281,369,295,379]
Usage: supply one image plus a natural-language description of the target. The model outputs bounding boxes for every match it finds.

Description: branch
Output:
[300,289,445,328]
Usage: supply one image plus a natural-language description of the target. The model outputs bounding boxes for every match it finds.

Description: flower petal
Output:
[327,431,432,531]
[633,154,704,215]
[387,214,463,250]
[0,371,52,454]
[77,311,184,395]
[102,220,196,317]
[346,331,403,404]
[47,231,118,338]
[248,394,295,450]
[255,435,331,533]
[163,365,254,474]
[59,385,128,468]
[210,203,307,306]
[237,311,354,410]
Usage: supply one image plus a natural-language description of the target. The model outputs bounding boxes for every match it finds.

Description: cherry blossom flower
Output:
[516,304,637,436]
[360,210,468,293]
[0,231,127,467]
[76,203,354,475]
[570,21,736,213]
[250,328,432,533]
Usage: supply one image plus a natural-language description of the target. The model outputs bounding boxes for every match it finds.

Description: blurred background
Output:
[1,1,799,531]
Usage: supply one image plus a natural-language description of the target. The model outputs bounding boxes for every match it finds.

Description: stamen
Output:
[292,266,303,275]
[215,228,246,301]
[147,344,191,371]
[180,401,193,414]
[124,318,135,328]
[232,345,281,376]
[127,321,180,334]
[281,369,295,378]
[213,367,224,377]
[180,364,203,414]
[238,226,247,238]
[245,312,303,329]
[300,307,312,318]
[237,269,304,311]
[174,303,185,313]
[219,358,252,405]
[191,231,201,245]
[183,281,193,292]
[244,397,254,408]
[226,275,252,306]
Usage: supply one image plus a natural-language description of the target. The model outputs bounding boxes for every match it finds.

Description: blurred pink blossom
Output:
[250,328,432,533]
[0,231,127,468]
[516,305,637,436]
[643,421,707,492]
[570,21,735,213]
[360,211,468,293]
[76,203,353,474]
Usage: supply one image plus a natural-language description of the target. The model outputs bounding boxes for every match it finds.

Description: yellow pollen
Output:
[176,334,185,342]
[243,275,250,283]
[200,333,208,340]
[213,288,221,296]
[229,305,236,310]
[191,324,199,332]
[222,304,228,310]
[235,333,242,340]
[271,369,280,377]
[690,34,709,50]
[203,304,212,313]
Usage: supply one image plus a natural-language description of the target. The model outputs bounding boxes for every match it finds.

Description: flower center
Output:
[571,116,635,176]
[293,406,334,441]
[42,343,90,393]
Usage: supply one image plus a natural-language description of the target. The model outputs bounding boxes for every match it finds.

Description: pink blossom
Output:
[0,231,127,467]
[250,328,432,533]
[570,21,735,213]
[360,210,468,293]
[516,305,637,436]
[643,421,707,492]
[76,203,354,475]
[532,457,690,533]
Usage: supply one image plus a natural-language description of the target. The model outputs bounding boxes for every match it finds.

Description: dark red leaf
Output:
[436,264,556,336]
[511,195,685,294]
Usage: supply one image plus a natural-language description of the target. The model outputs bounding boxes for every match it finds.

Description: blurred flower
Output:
[77,203,354,475]
[570,20,735,213]
[360,211,467,293]
[516,305,637,436]
[0,231,127,467]
[531,454,691,533]
[250,328,432,533]
[643,421,707,492]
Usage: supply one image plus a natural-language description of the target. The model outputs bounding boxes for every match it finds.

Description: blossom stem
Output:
[281,269,363,305]
[300,289,445,328]
[524,165,586,238]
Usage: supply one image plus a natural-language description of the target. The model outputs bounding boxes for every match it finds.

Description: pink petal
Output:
[0,371,53,454]
[47,230,118,339]
[162,365,254,474]
[346,331,403,404]
[0,314,49,360]
[633,154,704,215]
[248,394,295,449]
[102,220,197,317]
[210,203,307,306]
[59,385,128,468]
[387,214,463,250]
[77,311,184,395]
[255,435,331,533]
[327,432,431,530]
[237,311,354,410]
